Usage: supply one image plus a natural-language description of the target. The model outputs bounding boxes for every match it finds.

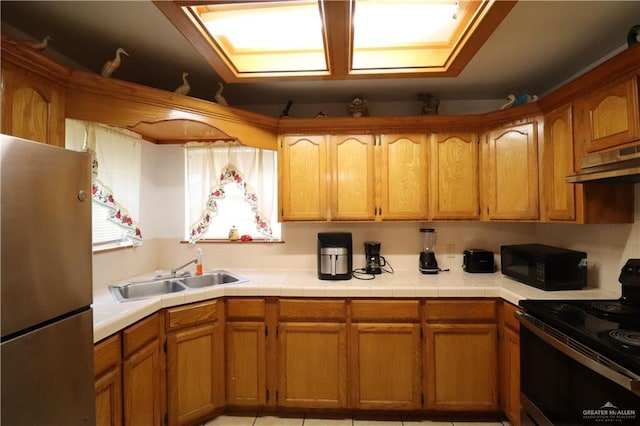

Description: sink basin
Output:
[180,270,248,288]
[109,270,248,302]
[110,279,187,302]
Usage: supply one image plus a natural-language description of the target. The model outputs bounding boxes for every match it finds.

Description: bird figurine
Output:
[24,35,52,50]
[101,47,129,78]
[214,82,229,106]
[499,94,516,110]
[174,72,191,96]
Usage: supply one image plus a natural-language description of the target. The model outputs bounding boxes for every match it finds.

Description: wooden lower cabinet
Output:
[276,298,348,408]
[122,313,164,426]
[96,297,517,422]
[277,322,348,408]
[94,334,123,426]
[500,302,521,426]
[350,323,422,410]
[165,300,224,426]
[225,298,267,407]
[424,300,499,411]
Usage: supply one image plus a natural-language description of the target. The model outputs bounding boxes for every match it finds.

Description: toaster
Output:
[463,249,495,273]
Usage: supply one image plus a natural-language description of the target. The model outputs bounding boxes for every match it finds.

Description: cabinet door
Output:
[429,132,479,219]
[123,340,163,426]
[543,105,576,221]
[483,122,539,220]
[166,323,223,426]
[502,326,521,426]
[1,64,66,147]
[350,323,422,410]
[329,134,376,220]
[579,76,640,153]
[279,135,328,221]
[277,322,347,408]
[226,322,267,407]
[379,134,429,220]
[95,334,123,426]
[424,323,499,411]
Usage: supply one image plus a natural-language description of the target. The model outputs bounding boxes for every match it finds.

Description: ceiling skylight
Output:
[188,1,328,75]
[155,0,516,82]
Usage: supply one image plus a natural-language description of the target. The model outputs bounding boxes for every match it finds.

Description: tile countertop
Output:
[92,268,620,343]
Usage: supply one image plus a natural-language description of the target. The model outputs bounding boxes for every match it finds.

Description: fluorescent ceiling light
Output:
[157,0,514,81]
[354,1,460,48]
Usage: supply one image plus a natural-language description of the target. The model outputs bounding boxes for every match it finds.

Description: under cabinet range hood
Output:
[566,143,640,183]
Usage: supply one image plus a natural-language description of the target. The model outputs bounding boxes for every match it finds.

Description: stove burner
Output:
[607,329,640,348]
[589,301,640,319]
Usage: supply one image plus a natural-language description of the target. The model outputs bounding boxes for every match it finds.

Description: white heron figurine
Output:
[499,94,516,110]
[101,47,129,77]
[174,72,190,96]
[214,82,229,106]
[25,35,52,50]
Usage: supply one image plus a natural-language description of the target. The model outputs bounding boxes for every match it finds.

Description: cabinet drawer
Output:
[94,333,121,377]
[227,298,265,320]
[503,302,520,332]
[425,299,496,322]
[351,300,420,322]
[165,299,218,331]
[279,299,346,321]
[122,313,161,358]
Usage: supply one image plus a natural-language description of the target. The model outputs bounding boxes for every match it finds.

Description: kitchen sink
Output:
[180,270,248,288]
[109,270,248,302]
[110,279,187,303]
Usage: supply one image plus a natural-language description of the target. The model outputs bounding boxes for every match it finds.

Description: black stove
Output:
[519,298,640,374]
[518,259,640,425]
[520,259,640,375]
[519,259,640,376]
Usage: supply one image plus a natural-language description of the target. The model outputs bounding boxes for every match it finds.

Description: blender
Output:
[419,228,439,274]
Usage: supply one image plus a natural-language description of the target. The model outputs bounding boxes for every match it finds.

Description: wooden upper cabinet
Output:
[379,134,429,220]
[576,75,640,153]
[542,105,576,221]
[279,135,328,221]
[482,121,540,220]
[329,134,376,221]
[1,64,66,147]
[429,132,479,220]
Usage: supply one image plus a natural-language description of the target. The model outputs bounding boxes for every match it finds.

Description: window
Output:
[65,119,143,249]
[184,142,280,242]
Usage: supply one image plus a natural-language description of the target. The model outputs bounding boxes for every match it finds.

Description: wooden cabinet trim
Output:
[94,333,122,378]
[122,313,161,358]
[425,299,497,322]
[502,302,520,332]
[279,299,347,322]
[165,300,218,331]
[227,298,266,320]
[350,300,420,322]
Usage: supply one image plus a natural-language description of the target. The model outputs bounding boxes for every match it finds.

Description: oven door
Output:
[519,313,640,425]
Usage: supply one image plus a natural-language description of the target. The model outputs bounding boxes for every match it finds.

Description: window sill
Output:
[180,239,284,244]
[93,241,135,253]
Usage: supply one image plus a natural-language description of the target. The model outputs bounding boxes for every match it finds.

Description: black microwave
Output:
[500,244,587,290]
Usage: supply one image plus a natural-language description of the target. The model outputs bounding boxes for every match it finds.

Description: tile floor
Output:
[205,415,511,426]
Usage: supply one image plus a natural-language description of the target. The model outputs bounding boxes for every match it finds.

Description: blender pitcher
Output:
[419,228,439,274]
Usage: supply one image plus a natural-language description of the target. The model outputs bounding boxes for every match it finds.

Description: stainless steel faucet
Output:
[170,258,198,277]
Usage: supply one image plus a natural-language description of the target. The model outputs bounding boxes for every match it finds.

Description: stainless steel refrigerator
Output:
[1,134,96,425]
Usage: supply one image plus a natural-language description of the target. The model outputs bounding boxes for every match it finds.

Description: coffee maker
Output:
[364,241,385,274]
[317,232,352,280]
[419,228,439,274]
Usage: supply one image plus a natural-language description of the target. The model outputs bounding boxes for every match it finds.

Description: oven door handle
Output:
[517,311,640,396]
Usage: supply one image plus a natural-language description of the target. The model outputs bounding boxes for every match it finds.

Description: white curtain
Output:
[66,119,143,246]
[185,142,277,242]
